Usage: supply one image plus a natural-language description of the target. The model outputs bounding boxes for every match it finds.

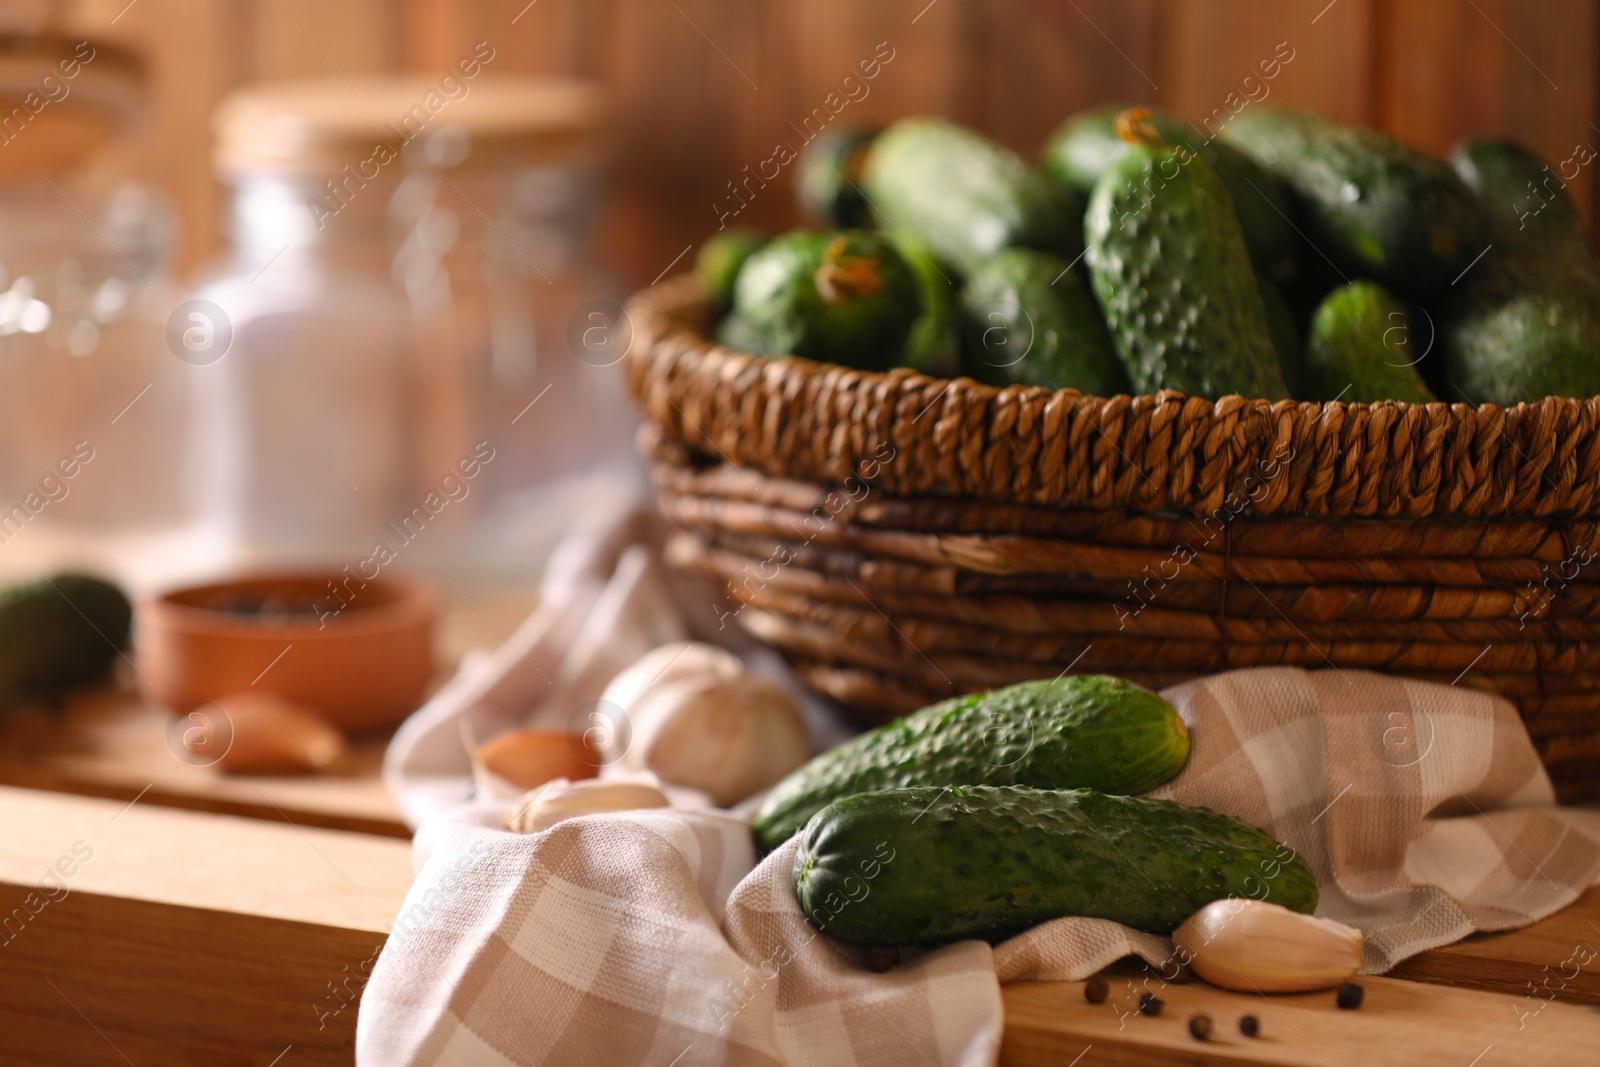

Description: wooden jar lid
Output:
[0,34,144,177]
[214,76,609,177]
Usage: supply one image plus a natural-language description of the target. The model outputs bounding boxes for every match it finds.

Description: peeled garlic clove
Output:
[475,729,598,791]
[185,691,346,775]
[1173,898,1364,993]
[505,777,669,834]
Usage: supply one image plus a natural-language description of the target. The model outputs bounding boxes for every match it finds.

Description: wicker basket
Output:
[624,276,1600,801]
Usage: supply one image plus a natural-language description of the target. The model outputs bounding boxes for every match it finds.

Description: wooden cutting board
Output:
[0,580,538,837]
[1000,965,1599,1066]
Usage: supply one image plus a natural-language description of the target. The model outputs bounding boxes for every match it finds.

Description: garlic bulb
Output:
[1173,898,1364,993]
[505,778,669,834]
[596,642,810,807]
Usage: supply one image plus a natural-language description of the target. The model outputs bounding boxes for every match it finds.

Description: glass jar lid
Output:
[213,75,610,179]
[0,34,144,177]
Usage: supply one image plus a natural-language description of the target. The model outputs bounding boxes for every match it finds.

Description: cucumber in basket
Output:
[728,229,921,371]
[1305,280,1437,404]
[1042,102,1298,284]
[1221,107,1484,301]
[794,786,1317,944]
[1440,137,1600,405]
[863,116,1083,276]
[1084,109,1289,401]
[960,247,1128,396]
[754,675,1188,850]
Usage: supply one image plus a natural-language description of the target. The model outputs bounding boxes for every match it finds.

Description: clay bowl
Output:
[138,573,436,733]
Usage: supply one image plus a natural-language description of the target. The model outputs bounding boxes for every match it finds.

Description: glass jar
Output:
[0,178,180,528]
[188,80,441,565]
[187,168,412,561]
[387,89,640,574]
[0,37,187,546]
[190,77,638,573]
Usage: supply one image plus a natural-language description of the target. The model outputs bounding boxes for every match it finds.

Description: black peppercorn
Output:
[1239,1014,1260,1037]
[1138,992,1164,1016]
[1336,981,1364,1009]
[1188,1014,1212,1041]
[1083,977,1109,1004]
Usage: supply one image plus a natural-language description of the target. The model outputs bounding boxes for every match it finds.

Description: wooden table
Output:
[3,588,1599,1064]
[0,787,411,1067]
[3,784,1598,1066]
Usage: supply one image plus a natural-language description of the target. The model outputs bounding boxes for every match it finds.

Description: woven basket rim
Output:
[623,275,1600,520]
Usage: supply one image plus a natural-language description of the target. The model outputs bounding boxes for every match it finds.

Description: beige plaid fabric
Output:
[362,514,1600,1066]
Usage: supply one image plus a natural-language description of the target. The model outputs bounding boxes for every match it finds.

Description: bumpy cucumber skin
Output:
[1085,141,1289,400]
[754,675,1188,851]
[731,229,921,371]
[794,786,1317,944]
[696,229,766,313]
[864,117,1083,276]
[1450,138,1592,257]
[1442,138,1600,403]
[1306,281,1437,403]
[1044,104,1298,283]
[0,574,131,702]
[960,248,1128,395]
[1222,108,1484,300]
[1443,263,1600,403]
[797,126,878,229]
[890,233,961,377]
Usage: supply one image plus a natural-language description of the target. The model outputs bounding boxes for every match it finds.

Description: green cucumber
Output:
[794,786,1317,943]
[1441,138,1600,404]
[797,126,878,229]
[863,117,1083,276]
[1222,108,1484,300]
[1084,113,1288,400]
[1451,137,1593,257]
[1305,281,1437,403]
[714,311,766,354]
[729,230,920,371]
[1045,104,1298,282]
[754,674,1187,850]
[890,233,961,376]
[960,248,1128,395]
[696,228,766,313]
[0,574,131,704]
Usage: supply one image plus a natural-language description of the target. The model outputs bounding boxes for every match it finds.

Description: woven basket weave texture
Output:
[624,277,1600,801]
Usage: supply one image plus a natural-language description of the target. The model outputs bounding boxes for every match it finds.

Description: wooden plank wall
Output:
[41,0,1600,284]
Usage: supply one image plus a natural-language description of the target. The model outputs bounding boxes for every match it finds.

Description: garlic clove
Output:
[1173,898,1364,993]
[474,729,599,791]
[184,691,346,775]
[505,777,669,834]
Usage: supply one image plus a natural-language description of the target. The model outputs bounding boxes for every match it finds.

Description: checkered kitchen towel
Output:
[360,510,1600,1066]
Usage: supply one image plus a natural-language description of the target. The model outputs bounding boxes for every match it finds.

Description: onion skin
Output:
[475,730,598,790]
